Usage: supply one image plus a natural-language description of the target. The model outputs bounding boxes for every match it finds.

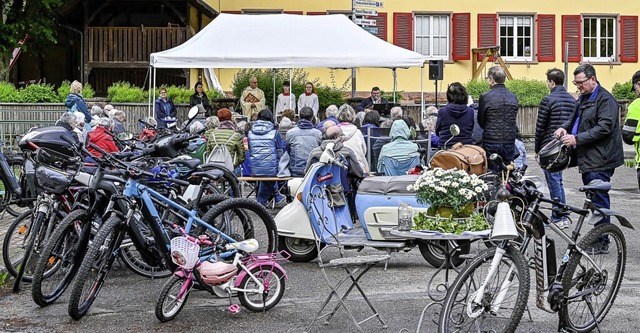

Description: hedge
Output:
[0,81,95,103]
[465,78,548,107]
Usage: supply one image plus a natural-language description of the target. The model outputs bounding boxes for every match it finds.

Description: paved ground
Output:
[0,145,638,333]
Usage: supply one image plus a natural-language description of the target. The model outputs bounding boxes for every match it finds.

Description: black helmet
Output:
[537,138,571,173]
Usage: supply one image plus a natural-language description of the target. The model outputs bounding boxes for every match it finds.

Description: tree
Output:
[0,0,63,82]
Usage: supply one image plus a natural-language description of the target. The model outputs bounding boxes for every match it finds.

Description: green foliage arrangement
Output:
[465,78,549,107]
[108,82,145,103]
[16,83,59,103]
[231,68,345,114]
[147,85,223,104]
[412,211,490,234]
[612,82,636,101]
[381,90,404,103]
[0,82,18,102]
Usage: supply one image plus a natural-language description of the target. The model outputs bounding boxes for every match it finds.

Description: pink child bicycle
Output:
[155,224,288,322]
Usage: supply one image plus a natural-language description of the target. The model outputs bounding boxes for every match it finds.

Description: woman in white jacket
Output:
[336,104,369,174]
[298,82,319,119]
[275,80,296,117]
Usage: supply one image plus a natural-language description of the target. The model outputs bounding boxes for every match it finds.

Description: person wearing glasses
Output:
[241,76,266,120]
[154,87,177,129]
[478,66,519,172]
[357,86,389,113]
[554,64,624,254]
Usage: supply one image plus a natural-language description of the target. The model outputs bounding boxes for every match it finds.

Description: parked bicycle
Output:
[438,154,632,333]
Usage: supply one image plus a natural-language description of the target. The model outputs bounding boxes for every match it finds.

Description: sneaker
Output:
[585,241,609,255]
[274,197,288,209]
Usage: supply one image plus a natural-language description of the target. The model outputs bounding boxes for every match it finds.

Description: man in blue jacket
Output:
[555,64,624,254]
[286,107,322,177]
[535,68,576,229]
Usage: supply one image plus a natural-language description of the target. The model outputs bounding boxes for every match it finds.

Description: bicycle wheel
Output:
[32,209,91,307]
[559,223,626,332]
[12,210,47,291]
[68,215,124,320]
[199,164,241,198]
[238,264,285,312]
[2,210,34,278]
[200,198,278,254]
[2,155,29,217]
[119,236,172,279]
[439,245,530,333]
[155,275,192,322]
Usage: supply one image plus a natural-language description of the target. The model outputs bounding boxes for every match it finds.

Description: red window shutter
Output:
[537,14,555,62]
[562,15,581,62]
[284,11,303,15]
[393,12,413,50]
[306,12,326,15]
[222,11,241,14]
[452,13,470,60]
[373,12,388,41]
[620,16,638,62]
[477,14,497,48]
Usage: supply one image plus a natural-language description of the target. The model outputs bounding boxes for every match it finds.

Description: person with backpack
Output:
[65,80,91,131]
[248,109,287,207]
[623,70,640,190]
[205,108,245,170]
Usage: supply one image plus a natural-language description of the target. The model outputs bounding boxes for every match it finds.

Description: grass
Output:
[624,159,638,168]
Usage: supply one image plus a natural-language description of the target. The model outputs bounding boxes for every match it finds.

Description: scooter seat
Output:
[357,175,419,195]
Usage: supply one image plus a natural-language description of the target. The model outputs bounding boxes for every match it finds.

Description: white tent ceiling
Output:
[150,13,427,69]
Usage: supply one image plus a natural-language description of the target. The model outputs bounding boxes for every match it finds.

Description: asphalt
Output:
[0,143,638,333]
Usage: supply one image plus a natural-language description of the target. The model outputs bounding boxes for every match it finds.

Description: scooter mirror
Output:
[449,124,460,137]
[187,106,199,119]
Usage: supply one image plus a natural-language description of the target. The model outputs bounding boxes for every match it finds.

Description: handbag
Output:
[327,183,346,208]
[430,143,487,175]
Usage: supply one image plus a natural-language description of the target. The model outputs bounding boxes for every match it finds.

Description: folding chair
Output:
[304,180,389,333]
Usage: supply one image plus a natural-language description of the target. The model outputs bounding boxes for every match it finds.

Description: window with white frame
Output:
[414,15,449,60]
[583,17,616,61]
[499,16,533,61]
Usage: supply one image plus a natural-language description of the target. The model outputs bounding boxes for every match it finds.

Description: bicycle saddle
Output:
[578,179,612,192]
[225,239,259,253]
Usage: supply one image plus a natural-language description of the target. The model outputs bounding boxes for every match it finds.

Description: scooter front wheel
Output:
[418,240,470,268]
[279,236,318,262]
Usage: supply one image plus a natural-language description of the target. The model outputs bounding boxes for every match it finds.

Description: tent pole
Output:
[392,68,397,104]
[272,68,276,115]
[151,66,157,118]
[148,65,152,117]
[289,68,293,117]
[420,66,425,122]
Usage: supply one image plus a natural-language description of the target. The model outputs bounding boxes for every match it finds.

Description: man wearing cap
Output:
[275,81,296,118]
[241,77,266,120]
[534,68,576,229]
[554,64,623,254]
[623,70,640,190]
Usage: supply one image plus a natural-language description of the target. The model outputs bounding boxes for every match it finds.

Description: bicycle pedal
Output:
[228,304,241,314]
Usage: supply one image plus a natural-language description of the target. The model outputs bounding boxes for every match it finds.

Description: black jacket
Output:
[560,84,624,172]
[435,103,475,148]
[478,84,519,143]
[535,85,576,153]
[189,93,212,114]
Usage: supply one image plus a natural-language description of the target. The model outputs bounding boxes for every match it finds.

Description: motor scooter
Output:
[274,142,466,266]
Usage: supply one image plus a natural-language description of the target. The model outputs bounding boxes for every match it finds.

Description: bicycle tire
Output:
[68,215,124,320]
[13,211,46,291]
[32,209,91,307]
[2,210,34,278]
[439,245,530,333]
[155,275,191,322]
[559,223,626,332]
[0,155,28,217]
[238,264,286,312]
[200,197,278,254]
[199,164,241,198]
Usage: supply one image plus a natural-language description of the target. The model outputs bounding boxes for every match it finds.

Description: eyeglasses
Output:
[160,91,167,94]
[572,77,593,86]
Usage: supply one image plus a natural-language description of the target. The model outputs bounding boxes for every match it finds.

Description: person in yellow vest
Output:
[240,76,266,120]
[623,70,640,189]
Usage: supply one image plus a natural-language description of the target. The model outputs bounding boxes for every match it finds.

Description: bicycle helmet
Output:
[537,138,571,173]
[197,261,237,286]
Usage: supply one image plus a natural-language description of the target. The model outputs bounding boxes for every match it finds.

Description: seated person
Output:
[286,107,322,177]
[87,117,119,157]
[306,125,364,180]
[357,86,388,112]
[377,119,420,176]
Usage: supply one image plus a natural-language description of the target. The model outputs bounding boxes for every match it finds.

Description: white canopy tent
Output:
[149,13,428,115]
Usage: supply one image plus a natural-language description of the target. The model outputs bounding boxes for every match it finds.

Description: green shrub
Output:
[82,84,95,99]
[612,82,636,101]
[381,90,404,103]
[465,78,548,107]
[165,85,192,104]
[16,83,59,103]
[0,82,18,102]
[107,81,145,103]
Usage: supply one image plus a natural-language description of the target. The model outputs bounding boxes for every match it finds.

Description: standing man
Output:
[357,87,388,112]
[478,66,519,172]
[241,76,266,120]
[554,64,624,254]
[535,68,576,228]
[623,71,640,190]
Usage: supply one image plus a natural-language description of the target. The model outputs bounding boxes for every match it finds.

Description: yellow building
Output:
[193,0,639,97]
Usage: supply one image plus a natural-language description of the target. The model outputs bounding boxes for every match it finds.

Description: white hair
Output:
[95,117,114,128]
[72,111,86,126]
[325,105,339,118]
[390,106,403,118]
[189,121,205,134]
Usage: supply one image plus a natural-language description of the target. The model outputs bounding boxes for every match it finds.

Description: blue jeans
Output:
[581,169,615,226]
[483,143,516,173]
[256,181,284,207]
[543,170,566,222]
